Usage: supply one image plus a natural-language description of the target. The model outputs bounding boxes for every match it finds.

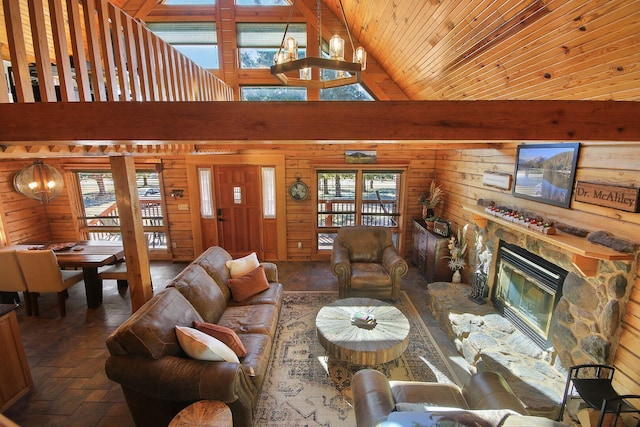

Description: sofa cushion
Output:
[106,288,203,359]
[390,381,469,409]
[227,282,284,307]
[175,326,240,363]
[195,247,233,300]
[238,333,273,387]
[227,265,270,302]
[218,304,280,336]
[381,408,518,427]
[226,252,260,278]
[194,321,247,357]
[169,264,228,323]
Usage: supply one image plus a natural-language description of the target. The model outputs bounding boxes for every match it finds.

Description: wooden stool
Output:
[169,400,232,427]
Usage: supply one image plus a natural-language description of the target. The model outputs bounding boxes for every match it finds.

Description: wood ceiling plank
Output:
[439,0,640,100]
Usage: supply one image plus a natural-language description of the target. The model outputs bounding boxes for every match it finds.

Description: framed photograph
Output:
[512,143,580,208]
[345,150,376,164]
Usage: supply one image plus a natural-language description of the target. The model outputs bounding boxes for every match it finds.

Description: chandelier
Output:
[13,160,65,203]
[270,0,366,89]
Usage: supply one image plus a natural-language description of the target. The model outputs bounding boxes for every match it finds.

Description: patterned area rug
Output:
[254,291,459,426]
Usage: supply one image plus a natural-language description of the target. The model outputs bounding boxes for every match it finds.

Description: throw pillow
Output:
[175,326,239,363]
[193,321,247,357]
[227,265,270,302]
[225,252,260,278]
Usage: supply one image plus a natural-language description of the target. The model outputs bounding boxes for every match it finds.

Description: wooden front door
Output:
[215,165,262,258]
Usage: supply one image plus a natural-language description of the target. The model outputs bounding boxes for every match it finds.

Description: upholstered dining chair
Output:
[0,249,32,315]
[15,249,84,317]
[331,226,408,301]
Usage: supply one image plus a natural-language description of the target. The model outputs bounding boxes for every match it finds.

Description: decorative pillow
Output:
[225,252,260,278]
[175,326,239,363]
[227,265,270,302]
[193,321,247,357]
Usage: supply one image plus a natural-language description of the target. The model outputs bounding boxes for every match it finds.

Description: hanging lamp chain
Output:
[275,0,299,64]
[338,0,356,54]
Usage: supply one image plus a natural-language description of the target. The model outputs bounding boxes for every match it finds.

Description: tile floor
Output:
[2,261,468,426]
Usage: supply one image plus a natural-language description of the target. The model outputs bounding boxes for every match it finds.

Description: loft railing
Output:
[0,0,233,103]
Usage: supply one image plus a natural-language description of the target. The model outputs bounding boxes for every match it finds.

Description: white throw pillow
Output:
[225,252,260,278]
[175,326,240,363]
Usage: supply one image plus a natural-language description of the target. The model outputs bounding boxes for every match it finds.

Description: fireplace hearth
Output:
[492,241,568,349]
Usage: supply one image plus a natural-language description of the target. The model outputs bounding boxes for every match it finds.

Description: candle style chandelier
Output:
[13,160,65,203]
[270,0,366,89]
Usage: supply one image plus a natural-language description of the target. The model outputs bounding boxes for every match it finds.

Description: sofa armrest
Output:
[461,371,528,414]
[105,354,256,403]
[260,262,278,283]
[381,246,409,278]
[353,369,396,427]
[331,245,352,278]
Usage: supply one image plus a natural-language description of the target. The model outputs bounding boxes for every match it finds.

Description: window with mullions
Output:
[76,171,168,251]
[146,22,218,69]
[163,0,214,5]
[241,86,306,101]
[236,0,289,4]
[316,170,402,250]
[237,23,306,69]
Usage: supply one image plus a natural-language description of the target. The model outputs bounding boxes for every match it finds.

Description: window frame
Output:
[69,166,171,257]
[315,166,407,253]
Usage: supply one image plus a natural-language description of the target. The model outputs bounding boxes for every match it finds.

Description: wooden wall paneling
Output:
[0,56,9,103]
[82,0,107,101]
[3,0,35,102]
[48,0,75,102]
[28,0,56,102]
[66,0,92,102]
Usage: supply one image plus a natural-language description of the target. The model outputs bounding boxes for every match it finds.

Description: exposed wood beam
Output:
[1,101,639,143]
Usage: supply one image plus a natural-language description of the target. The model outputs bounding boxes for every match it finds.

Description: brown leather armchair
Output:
[331,226,408,301]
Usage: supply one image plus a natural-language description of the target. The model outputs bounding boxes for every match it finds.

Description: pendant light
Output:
[13,160,65,203]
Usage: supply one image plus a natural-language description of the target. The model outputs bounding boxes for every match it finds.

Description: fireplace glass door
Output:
[492,242,567,349]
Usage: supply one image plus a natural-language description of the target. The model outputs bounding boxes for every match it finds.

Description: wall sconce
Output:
[13,160,64,203]
[171,189,184,199]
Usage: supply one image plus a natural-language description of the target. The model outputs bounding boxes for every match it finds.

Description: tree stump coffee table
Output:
[315,297,410,365]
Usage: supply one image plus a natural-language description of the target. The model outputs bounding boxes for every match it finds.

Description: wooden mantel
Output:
[463,205,635,277]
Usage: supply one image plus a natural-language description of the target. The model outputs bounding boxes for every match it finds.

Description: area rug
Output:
[254,291,459,426]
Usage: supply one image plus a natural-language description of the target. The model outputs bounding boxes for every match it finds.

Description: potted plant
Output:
[419,180,443,230]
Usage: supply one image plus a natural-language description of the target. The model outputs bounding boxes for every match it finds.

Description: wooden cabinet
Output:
[411,220,452,283]
[0,304,33,411]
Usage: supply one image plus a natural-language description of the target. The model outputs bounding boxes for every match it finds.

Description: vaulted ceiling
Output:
[113,0,640,101]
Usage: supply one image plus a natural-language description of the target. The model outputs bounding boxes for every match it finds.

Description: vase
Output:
[452,269,462,283]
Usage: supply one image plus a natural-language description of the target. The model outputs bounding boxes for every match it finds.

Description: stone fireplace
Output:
[492,241,568,350]
[474,212,636,370]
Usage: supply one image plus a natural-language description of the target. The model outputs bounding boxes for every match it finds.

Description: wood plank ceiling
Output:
[115,0,640,101]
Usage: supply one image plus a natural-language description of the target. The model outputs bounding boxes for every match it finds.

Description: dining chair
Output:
[15,249,84,317]
[0,249,32,316]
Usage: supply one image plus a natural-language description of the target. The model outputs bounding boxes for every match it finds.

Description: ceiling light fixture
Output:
[270,0,366,89]
[13,160,65,203]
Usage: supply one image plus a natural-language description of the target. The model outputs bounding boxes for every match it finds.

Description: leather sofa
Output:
[353,369,567,427]
[105,246,283,427]
[331,226,408,301]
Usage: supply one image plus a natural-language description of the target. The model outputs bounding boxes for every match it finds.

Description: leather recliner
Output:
[331,226,408,301]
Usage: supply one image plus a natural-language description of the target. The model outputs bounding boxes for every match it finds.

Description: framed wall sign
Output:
[482,171,512,190]
[575,181,640,212]
[512,143,580,208]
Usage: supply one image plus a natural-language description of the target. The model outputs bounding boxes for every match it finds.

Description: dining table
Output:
[9,240,125,309]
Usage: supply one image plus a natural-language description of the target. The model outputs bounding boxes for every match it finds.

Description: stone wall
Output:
[478,222,636,370]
